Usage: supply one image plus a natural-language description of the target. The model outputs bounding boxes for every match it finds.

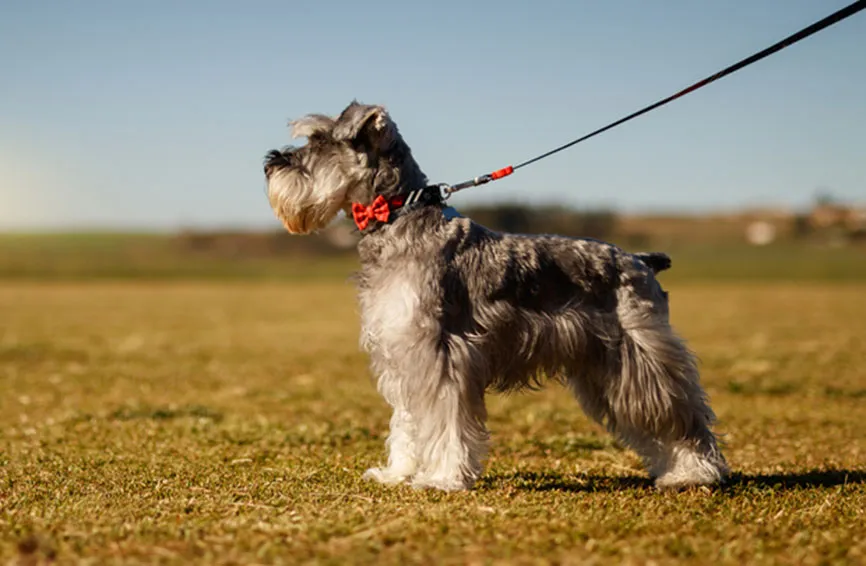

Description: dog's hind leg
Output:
[567,299,727,488]
[609,306,728,488]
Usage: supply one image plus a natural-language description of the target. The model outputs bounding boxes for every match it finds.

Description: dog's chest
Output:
[358,266,422,356]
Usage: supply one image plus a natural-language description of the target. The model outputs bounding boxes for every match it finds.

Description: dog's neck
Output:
[355,204,455,269]
[348,140,438,234]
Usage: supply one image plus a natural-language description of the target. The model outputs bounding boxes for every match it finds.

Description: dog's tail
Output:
[635,252,672,274]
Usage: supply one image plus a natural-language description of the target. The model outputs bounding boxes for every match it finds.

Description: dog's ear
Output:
[332,101,396,150]
[289,114,335,139]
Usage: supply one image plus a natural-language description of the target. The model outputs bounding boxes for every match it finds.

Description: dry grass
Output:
[1,280,865,565]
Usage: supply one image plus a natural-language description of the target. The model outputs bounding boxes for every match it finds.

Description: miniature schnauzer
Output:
[263,101,728,491]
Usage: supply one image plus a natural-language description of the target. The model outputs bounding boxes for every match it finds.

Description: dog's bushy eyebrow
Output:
[290,114,335,139]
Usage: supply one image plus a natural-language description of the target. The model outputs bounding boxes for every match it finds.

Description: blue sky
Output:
[1,0,864,230]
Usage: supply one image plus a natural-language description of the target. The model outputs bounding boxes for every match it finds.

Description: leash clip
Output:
[437,183,455,201]
[442,166,514,198]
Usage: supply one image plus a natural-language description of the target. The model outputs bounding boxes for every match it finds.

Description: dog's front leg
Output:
[410,375,489,492]
[363,406,417,485]
[363,371,418,485]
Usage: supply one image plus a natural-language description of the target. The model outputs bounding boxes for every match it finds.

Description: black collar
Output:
[350,185,444,233]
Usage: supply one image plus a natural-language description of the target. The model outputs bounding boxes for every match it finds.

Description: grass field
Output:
[1,237,865,564]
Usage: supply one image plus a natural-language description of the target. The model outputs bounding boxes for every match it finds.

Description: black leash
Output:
[441,0,866,197]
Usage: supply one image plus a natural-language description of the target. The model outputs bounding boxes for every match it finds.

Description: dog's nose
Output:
[263,149,285,177]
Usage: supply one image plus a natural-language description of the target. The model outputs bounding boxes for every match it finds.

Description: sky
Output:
[1,0,864,230]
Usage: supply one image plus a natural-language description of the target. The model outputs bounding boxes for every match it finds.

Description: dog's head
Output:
[263,101,427,234]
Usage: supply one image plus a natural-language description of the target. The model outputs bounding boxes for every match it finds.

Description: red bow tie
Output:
[351,195,404,231]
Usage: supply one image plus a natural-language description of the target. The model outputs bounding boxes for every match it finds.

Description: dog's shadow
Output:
[479,469,865,493]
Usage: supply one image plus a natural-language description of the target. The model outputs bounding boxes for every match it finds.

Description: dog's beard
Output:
[267,168,348,234]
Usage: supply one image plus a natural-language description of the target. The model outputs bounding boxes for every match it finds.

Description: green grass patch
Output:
[1,232,864,282]
[0,232,358,281]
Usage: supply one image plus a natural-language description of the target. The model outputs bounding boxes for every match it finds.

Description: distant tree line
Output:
[460,203,617,240]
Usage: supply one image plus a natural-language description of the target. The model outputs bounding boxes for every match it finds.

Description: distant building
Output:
[810,203,866,230]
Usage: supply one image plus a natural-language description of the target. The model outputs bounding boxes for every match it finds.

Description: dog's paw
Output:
[652,448,728,490]
[362,467,410,485]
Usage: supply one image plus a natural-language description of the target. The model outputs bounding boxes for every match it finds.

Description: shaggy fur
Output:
[263,101,728,491]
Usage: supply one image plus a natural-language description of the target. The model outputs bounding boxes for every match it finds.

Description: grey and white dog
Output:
[263,101,728,491]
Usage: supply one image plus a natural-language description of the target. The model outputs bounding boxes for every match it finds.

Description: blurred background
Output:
[2,5,865,561]
[1,0,864,280]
